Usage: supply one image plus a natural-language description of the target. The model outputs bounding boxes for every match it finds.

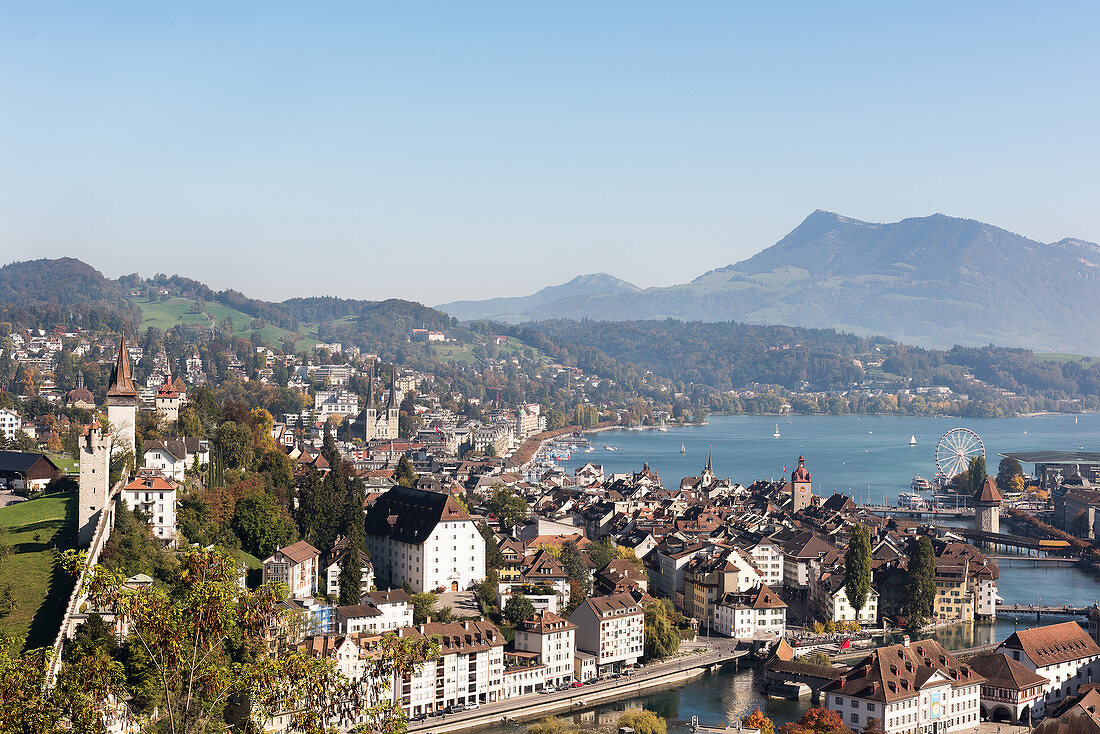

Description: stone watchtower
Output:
[974,477,1003,535]
[78,422,111,546]
[106,336,138,460]
[791,454,812,513]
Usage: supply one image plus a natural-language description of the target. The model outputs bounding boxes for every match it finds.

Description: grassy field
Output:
[1033,352,1097,364]
[0,491,76,651]
[131,296,301,347]
[432,343,477,364]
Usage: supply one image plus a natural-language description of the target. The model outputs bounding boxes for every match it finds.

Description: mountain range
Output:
[437,211,1100,354]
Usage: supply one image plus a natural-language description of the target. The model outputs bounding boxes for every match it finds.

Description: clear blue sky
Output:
[2,3,1098,303]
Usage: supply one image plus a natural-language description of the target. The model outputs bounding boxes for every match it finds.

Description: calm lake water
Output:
[474,415,1100,734]
[573,413,1100,506]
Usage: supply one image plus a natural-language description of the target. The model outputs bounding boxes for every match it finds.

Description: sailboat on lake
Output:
[773,424,781,438]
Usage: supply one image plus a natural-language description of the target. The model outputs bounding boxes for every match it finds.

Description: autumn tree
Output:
[504,593,535,627]
[643,599,681,660]
[996,456,1024,494]
[487,487,528,532]
[743,707,776,734]
[779,707,849,734]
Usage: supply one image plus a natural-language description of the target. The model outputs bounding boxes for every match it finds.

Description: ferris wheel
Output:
[935,428,985,479]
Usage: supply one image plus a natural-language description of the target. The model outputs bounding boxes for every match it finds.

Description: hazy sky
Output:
[2,3,1098,304]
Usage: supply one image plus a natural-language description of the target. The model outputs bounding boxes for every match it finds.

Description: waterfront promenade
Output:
[407,640,747,734]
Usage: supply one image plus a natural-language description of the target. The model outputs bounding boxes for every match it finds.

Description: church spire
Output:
[107,336,137,398]
[366,360,376,409]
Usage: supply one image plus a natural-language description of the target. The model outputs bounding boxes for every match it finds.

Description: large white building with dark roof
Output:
[998,621,1100,716]
[364,485,485,593]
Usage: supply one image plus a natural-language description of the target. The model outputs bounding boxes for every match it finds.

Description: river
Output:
[478,415,1100,734]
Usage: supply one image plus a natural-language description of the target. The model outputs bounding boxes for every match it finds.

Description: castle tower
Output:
[791,454,812,513]
[78,423,110,546]
[106,336,138,460]
[974,477,1002,535]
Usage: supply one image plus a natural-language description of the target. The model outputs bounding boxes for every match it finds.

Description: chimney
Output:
[419,625,425,634]
[426,616,431,624]
[902,635,910,647]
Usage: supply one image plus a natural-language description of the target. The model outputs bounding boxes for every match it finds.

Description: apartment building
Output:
[998,621,1100,716]
[713,585,787,640]
[513,610,577,688]
[393,620,505,717]
[569,592,644,675]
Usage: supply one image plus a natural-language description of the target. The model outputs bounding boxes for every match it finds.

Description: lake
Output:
[572,413,1100,506]
[468,414,1100,734]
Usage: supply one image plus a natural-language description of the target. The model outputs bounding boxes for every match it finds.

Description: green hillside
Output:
[132,295,301,346]
[0,491,76,651]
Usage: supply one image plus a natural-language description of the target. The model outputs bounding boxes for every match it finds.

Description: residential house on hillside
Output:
[142,437,209,481]
[121,470,178,542]
[263,540,321,600]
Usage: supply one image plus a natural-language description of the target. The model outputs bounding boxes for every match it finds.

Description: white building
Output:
[998,621,1100,716]
[0,409,21,441]
[142,437,208,481]
[263,540,321,600]
[514,610,577,689]
[737,536,785,589]
[823,637,984,734]
[364,485,486,593]
[818,574,880,624]
[120,470,178,542]
[568,592,644,675]
[314,389,359,417]
[336,589,413,635]
[712,585,787,640]
[394,620,505,717]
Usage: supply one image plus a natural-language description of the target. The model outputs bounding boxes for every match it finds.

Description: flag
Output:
[840,638,851,649]
[783,466,787,473]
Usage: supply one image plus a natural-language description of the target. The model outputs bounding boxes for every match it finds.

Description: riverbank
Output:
[509,420,620,466]
[407,646,747,734]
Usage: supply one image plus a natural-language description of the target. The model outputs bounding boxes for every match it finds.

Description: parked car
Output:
[571,681,583,688]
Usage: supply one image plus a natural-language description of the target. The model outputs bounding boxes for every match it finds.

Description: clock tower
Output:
[791,454,812,512]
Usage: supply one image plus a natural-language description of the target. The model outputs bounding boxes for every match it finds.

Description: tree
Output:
[904,535,936,623]
[560,540,589,592]
[52,547,439,734]
[643,600,680,660]
[743,708,776,734]
[504,593,535,627]
[411,592,437,624]
[585,537,615,570]
[528,718,579,734]
[487,487,528,532]
[967,455,988,497]
[338,548,363,605]
[802,650,832,667]
[862,718,886,734]
[217,420,254,470]
[779,707,849,734]
[394,455,418,488]
[478,521,504,571]
[618,710,667,734]
[997,456,1024,494]
[231,489,295,558]
[844,523,872,622]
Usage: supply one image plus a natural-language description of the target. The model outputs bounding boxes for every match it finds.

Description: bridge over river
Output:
[997,603,1095,618]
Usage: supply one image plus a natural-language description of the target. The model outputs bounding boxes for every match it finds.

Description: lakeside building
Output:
[712,584,787,640]
[513,610,577,689]
[568,592,644,676]
[966,651,1048,724]
[822,637,984,734]
[997,621,1100,717]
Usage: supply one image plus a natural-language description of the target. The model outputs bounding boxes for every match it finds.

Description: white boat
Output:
[911,475,932,491]
[867,430,873,435]
[603,446,616,452]
[909,435,917,446]
[773,424,781,438]
[584,447,594,453]
[658,418,669,432]
[898,492,929,510]
[680,443,686,454]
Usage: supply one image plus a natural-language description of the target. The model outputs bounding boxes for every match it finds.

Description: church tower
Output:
[106,336,138,460]
[384,364,400,438]
[357,363,377,441]
[78,422,110,546]
[974,477,1002,535]
[791,454,812,512]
